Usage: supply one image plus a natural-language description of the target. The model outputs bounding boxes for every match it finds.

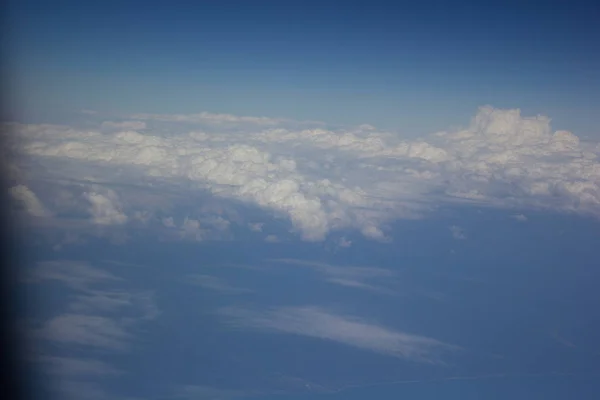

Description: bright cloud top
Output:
[8,106,600,241]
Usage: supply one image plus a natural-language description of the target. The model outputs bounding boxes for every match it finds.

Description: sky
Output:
[4,1,600,399]
[5,0,600,135]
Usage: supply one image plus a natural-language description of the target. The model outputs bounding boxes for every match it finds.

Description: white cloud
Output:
[218,306,455,363]
[9,184,51,217]
[206,215,230,231]
[449,225,466,240]
[512,213,528,222]
[26,260,121,290]
[337,237,352,248]
[69,289,159,321]
[132,210,152,223]
[10,106,600,242]
[248,222,264,232]
[162,217,176,227]
[180,217,203,241]
[324,278,395,295]
[271,259,394,278]
[265,234,280,243]
[182,217,200,231]
[83,189,127,225]
[39,314,132,350]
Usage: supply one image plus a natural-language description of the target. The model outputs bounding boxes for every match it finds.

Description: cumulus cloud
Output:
[449,226,466,240]
[83,189,127,225]
[265,234,280,243]
[218,306,455,363]
[162,217,176,227]
[160,215,232,242]
[180,217,203,241]
[10,106,600,241]
[248,222,264,232]
[9,184,51,217]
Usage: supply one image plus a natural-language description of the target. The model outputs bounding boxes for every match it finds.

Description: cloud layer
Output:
[8,106,600,241]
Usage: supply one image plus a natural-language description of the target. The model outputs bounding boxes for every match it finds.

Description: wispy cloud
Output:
[26,260,160,351]
[38,314,132,350]
[25,260,122,290]
[270,259,394,278]
[184,274,252,294]
[324,278,396,295]
[551,330,577,348]
[9,184,51,217]
[218,306,457,363]
[69,289,160,321]
[38,356,123,376]
[269,258,397,295]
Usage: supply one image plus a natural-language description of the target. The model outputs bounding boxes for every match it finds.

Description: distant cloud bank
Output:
[7,106,600,242]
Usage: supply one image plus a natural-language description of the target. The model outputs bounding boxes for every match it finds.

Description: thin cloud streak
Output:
[218,306,457,363]
[268,258,398,294]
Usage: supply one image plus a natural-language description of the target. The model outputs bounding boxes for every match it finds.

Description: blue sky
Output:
[6,1,600,399]
[6,0,600,135]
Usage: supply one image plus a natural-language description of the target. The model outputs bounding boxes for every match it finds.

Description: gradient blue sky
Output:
[6,0,600,135]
